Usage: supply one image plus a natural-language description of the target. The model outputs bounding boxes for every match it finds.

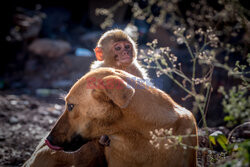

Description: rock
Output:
[24,55,95,89]
[0,137,5,142]
[79,31,102,49]
[35,88,61,97]
[9,11,43,41]
[9,117,19,124]
[30,103,38,109]
[35,89,50,97]
[10,100,18,106]
[15,14,42,40]
[28,38,72,58]
[75,48,93,57]
[38,110,49,116]
[51,80,73,88]
[54,104,62,110]
[50,110,61,117]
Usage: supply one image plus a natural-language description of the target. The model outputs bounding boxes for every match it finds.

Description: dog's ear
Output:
[102,75,135,108]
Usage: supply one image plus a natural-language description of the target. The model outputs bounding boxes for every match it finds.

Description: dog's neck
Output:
[103,110,178,167]
[104,130,154,166]
[103,87,189,166]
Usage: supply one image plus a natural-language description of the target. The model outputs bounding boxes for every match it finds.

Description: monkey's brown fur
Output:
[91,29,148,79]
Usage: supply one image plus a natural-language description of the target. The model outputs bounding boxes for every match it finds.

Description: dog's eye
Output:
[67,104,74,111]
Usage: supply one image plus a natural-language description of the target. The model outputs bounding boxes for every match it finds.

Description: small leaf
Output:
[235,60,240,67]
[178,136,183,143]
[217,135,228,151]
[247,53,250,65]
[209,131,228,151]
[224,115,234,122]
[209,136,216,145]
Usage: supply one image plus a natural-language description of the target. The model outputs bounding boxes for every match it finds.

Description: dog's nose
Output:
[46,135,53,143]
[45,135,63,150]
[46,135,59,147]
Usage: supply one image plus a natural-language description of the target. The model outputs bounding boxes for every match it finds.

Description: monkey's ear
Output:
[102,76,135,108]
[94,47,104,61]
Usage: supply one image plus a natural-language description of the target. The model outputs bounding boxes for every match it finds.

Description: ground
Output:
[0,92,64,167]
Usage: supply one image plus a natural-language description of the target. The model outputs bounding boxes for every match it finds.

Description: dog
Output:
[24,67,198,167]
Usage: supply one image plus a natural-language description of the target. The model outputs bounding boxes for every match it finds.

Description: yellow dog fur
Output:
[24,67,197,167]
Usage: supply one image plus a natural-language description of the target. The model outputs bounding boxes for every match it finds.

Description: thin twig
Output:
[198,65,214,126]
[227,122,250,142]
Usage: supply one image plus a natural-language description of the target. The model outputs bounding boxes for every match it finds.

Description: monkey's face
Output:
[112,41,134,66]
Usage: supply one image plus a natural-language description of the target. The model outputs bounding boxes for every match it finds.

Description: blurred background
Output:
[0,0,249,166]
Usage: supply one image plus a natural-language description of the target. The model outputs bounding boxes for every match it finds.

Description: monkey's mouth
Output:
[116,55,132,64]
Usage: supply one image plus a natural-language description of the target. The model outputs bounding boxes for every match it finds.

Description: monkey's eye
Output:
[125,45,131,49]
[67,104,74,111]
[115,46,121,51]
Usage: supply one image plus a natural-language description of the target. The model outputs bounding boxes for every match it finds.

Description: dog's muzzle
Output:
[45,136,63,151]
[45,134,90,152]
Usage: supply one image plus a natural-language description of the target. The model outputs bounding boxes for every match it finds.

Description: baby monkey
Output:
[91,29,148,79]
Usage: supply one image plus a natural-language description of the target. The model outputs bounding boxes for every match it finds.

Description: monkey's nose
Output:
[122,51,129,56]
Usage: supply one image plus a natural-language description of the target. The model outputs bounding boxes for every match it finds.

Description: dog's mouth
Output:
[62,135,90,152]
[45,134,90,152]
[45,139,62,151]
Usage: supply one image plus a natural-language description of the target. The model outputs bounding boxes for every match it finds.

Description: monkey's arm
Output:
[130,61,149,80]
[90,61,105,70]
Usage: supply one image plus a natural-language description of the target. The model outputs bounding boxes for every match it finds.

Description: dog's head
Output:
[46,68,135,152]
